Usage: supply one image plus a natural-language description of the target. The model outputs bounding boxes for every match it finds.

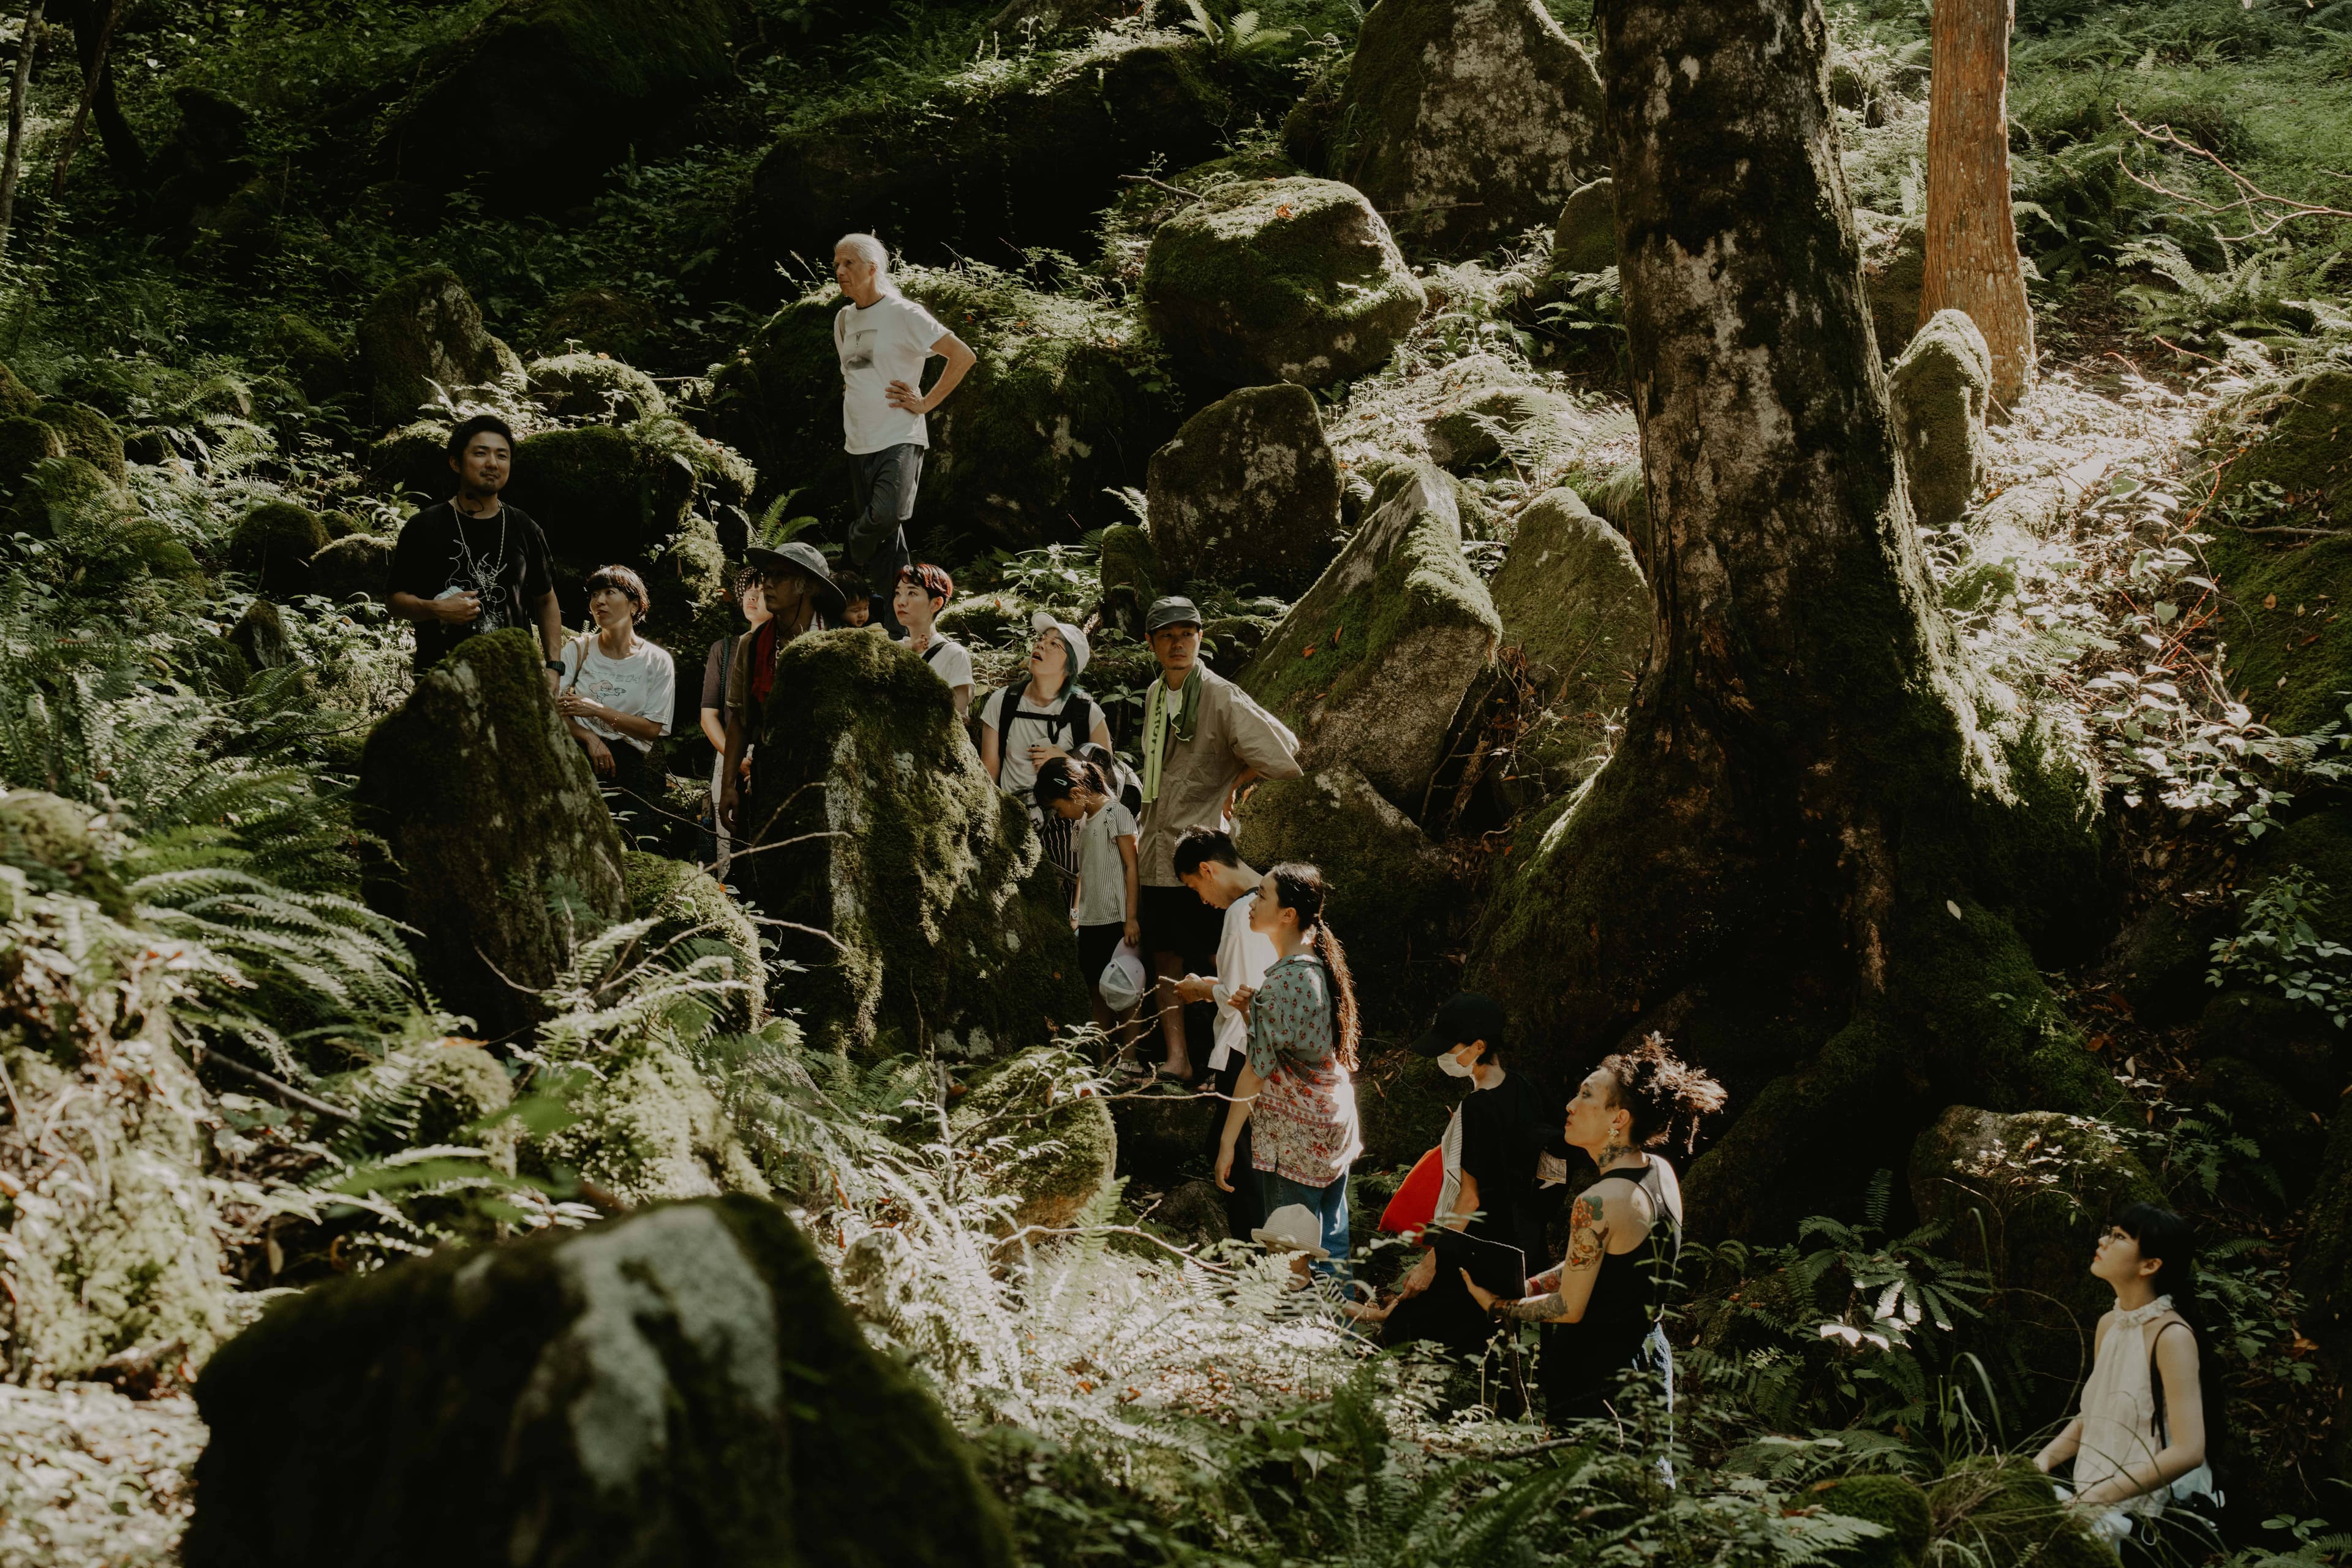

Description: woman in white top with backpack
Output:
[981,612,1114,879]
[556,564,676,840]
[2035,1202,2223,1566]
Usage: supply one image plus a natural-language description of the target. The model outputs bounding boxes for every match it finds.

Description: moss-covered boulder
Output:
[1485,488,1651,804]
[1889,311,1991,528]
[1239,462,1501,812]
[739,630,1088,1058]
[356,266,508,429]
[6,454,125,539]
[184,1196,1012,1568]
[714,268,1181,550]
[309,532,395,602]
[1329,0,1606,257]
[227,599,292,674]
[366,418,455,505]
[261,312,350,404]
[2103,899,2230,1028]
[328,1039,519,1170]
[532,1035,768,1203]
[33,400,126,484]
[1139,177,1425,390]
[0,789,130,916]
[1145,383,1343,595]
[227,499,331,598]
[1863,218,1926,364]
[1910,1106,2163,1419]
[0,356,39,417]
[622,850,766,1033]
[1351,1046,1463,1172]
[356,629,630,1043]
[1923,1458,2115,1568]
[0,413,62,491]
[1550,177,1616,276]
[737,31,1245,271]
[1814,1474,1931,1568]
[526,350,667,423]
[1098,522,1160,636]
[1423,382,1596,472]
[505,421,698,569]
[948,1047,1118,1235]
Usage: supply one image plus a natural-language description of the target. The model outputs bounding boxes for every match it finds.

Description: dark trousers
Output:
[849,443,921,636]
[598,738,654,847]
[1206,1052,1264,1241]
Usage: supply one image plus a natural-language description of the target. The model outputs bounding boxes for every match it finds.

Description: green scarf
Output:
[1141,668,1204,805]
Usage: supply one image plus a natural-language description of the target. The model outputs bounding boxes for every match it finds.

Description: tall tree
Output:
[1472,0,2108,1234]
[0,0,44,252]
[49,0,139,198]
[1918,0,2035,407]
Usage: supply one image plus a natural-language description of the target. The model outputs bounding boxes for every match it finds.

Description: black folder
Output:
[1425,1225,1529,1302]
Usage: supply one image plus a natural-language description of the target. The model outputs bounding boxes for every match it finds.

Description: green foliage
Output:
[2207,875,2352,1027]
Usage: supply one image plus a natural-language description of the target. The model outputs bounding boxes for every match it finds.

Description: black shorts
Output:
[1137,883,1219,969]
[1077,922,1125,994]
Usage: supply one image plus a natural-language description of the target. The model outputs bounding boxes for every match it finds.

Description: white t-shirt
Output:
[1071,798,1139,927]
[1208,890,1278,1071]
[837,295,949,454]
[915,635,972,692]
[979,685,1093,799]
[559,636,676,753]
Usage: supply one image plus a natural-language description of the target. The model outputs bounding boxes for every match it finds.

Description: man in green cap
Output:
[1134,595,1302,1080]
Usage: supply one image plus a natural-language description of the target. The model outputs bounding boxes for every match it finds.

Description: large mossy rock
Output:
[1922,1459,2114,1568]
[367,418,456,505]
[1351,1047,1462,1172]
[1139,176,1425,390]
[713,269,1181,550]
[532,1035,769,1204]
[0,413,63,491]
[356,266,510,429]
[1910,1106,2163,1420]
[1483,488,1651,805]
[33,400,126,484]
[226,499,331,598]
[1550,177,1616,276]
[738,630,1088,1058]
[526,350,667,423]
[622,850,766,1032]
[6,454,127,540]
[1814,1475,1931,1568]
[183,1196,1012,1568]
[737,32,1246,273]
[1863,219,1926,364]
[356,629,630,1042]
[0,789,131,914]
[1238,462,1500,812]
[310,533,395,601]
[948,1047,1118,1235]
[1888,310,1991,528]
[505,421,698,569]
[1145,383,1343,595]
[383,0,739,209]
[1328,0,1606,257]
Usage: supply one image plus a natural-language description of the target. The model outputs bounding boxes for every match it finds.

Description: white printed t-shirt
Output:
[1071,799,1139,927]
[559,637,677,753]
[1208,890,1278,1072]
[836,295,949,454]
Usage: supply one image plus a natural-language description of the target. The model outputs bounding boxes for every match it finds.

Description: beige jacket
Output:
[1137,664,1302,886]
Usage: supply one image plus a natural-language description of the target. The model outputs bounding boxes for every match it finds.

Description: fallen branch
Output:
[2220,523,2352,538]
[1116,173,1205,203]
[196,1046,359,1121]
[996,1220,1240,1274]
[2117,107,2352,241]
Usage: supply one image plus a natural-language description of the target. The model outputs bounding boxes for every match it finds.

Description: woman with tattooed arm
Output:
[1461,1035,1725,1423]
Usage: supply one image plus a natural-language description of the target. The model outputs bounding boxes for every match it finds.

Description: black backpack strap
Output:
[1059,690,1095,750]
[2150,1317,2187,1447]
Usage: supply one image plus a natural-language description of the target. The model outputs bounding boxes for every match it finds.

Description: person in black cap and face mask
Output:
[718,541,848,841]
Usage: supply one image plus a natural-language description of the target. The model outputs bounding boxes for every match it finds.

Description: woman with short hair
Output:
[556,564,676,837]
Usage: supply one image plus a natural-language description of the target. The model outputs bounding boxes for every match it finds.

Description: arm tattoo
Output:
[1501,1290,1569,1324]
[1564,1195,1607,1272]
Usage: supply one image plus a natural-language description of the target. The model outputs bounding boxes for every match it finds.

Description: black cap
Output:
[1145,595,1202,634]
[744,540,848,620]
[1408,992,1507,1058]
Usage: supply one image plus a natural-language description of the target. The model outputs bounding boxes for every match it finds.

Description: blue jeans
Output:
[1258,1169,1350,1278]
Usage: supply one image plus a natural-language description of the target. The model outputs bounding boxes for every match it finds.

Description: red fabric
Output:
[1378,1147,1445,1234]
[749,620,780,709]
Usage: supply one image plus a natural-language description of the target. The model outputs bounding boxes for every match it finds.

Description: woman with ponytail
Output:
[1213,862,1362,1273]
[2035,1204,2224,1564]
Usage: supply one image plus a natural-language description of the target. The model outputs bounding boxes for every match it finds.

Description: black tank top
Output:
[1540,1158,1682,1416]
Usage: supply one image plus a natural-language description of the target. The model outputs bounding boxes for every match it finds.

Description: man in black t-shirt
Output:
[387,413,565,684]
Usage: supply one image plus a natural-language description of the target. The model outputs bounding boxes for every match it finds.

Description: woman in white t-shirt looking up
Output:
[980,614,1114,880]
[892,562,973,723]
[556,564,676,837]
[834,233,976,634]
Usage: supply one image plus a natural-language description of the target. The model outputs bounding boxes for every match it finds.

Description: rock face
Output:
[226,500,331,598]
[1550,178,1616,275]
[1140,177,1425,390]
[1485,488,1652,801]
[1910,1106,2162,1420]
[1863,219,1926,363]
[714,270,1181,550]
[183,1197,1013,1568]
[309,533,394,601]
[356,630,630,1042]
[383,0,739,209]
[1145,384,1343,595]
[1239,462,1501,812]
[356,267,511,429]
[1888,310,1991,527]
[1330,0,1606,257]
[948,1047,1118,1235]
[738,630,1088,1057]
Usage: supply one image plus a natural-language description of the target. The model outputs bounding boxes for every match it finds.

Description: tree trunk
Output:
[1469,0,2109,1237]
[50,0,138,198]
[1918,0,2034,409]
[0,0,43,253]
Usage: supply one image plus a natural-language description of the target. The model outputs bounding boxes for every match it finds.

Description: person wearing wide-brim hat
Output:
[718,541,850,837]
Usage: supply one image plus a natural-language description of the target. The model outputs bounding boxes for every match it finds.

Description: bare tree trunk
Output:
[1468,0,2108,1237]
[1919,0,2035,409]
[49,0,135,199]
[0,0,45,254]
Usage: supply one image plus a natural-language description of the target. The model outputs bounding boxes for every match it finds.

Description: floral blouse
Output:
[1245,953,1362,1188]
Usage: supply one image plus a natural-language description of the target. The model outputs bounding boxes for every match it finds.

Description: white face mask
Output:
[1436,1050,1476,1079]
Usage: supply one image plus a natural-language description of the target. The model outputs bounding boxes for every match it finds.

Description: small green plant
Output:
[2207,875,2352,1027]
[1180,0,1297,59]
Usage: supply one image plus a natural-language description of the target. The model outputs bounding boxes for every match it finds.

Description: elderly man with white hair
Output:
[832,232,978,635]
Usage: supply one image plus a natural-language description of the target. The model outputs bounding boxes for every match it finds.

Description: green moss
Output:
[1887,311,1990,528]
[540,285,660,360]
[6,454,124,540]
[1351,1047,1462,1172]
[0,356,39,417]
[310,533,394,601]
[367,418,454,505]
[1815,1474,1932,1568]
[328,1039,518,1172]
[0,789,131,916]
[1924,1458,2115,1568]
[29,401,123,484]
[737,629,1089,1059]
[260,311,350,403]
[1550,177,1616,275]
[1140,176,1427,388]
[1098,522,1159,636]
[228,499,331,597]
[189,372,256,418]
[526,350,666,423]
[622,850,766,1032]
[1863,220,1926,364]
[507,421,696,570]
[0,414,62,492]
[532,1033,767,1202]
[947,1046,1118,1234]
[1144,381,1343,593]
[356,265,503,428]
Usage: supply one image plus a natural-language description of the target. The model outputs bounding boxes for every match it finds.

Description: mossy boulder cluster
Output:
[356,266,519,428]
[1888,310,1992,528]
[309,532,394,601]
[1241,462,1501,811]
[1145,383,1344,595]
[506,421,698,565]
[526,350,667,423]
[356,629,630,1042]
[737,630,1089,1058]
[227,499,331,597]
[1140,176,1427,390]
[1322,0,1606,257]
[947,1047,1120,1235]
[184,1197,1013,1568]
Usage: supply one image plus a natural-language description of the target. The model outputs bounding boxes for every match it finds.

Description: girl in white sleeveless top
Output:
[2035,1203,2222,1559]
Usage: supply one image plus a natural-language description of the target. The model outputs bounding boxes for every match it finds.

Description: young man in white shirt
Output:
[834,233,977,637]
[1171,826,1278,1238]
[892,562,973,723]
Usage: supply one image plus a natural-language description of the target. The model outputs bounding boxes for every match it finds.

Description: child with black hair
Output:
[835,567,875,628]
[1036,755,1140,1047]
